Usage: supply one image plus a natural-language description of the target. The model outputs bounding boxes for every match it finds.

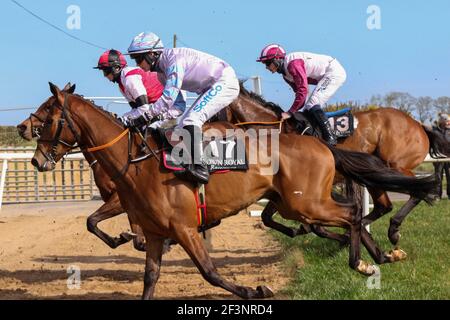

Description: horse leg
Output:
[361,188,393,226]
[174,225,274,299]
[127,217,146,252]
[361,227,407,264]
[348,202,377,276]
[86,192,133,249]
[261,201,312,238]
[310,225,350,246]
[262,201,348,244]
[388,197,421,246]
[142,235,165,300]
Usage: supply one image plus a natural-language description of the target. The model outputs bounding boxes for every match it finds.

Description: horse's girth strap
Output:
[235,119,285,132]
[235,121,282,126]
[87,129,130,153]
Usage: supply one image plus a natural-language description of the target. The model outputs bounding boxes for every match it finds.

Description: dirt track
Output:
[0,201,288,300]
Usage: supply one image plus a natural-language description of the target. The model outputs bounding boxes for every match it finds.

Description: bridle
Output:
[36,94,81,167]
[29,113,46,139]
[36,93,162,177]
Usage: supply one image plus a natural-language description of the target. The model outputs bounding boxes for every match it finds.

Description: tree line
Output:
[327,92,450,125]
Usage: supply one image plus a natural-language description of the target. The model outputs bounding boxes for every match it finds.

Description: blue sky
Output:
[0,0,449,125]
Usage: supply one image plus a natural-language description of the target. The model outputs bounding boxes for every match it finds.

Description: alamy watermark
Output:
[367,5,382,30]
[366,265,381,290]
[66,5,81,30]
[67,265,81,290]
[169,128,280,176]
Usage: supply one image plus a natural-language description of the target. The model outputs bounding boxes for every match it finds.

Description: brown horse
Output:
[228,85,448,245]
[30,83,436,299]
[16,83,146,251]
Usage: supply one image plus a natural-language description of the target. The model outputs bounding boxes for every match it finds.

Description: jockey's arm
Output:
[287,59,309,113]
[148,59,185,119]
[124,74,152,111]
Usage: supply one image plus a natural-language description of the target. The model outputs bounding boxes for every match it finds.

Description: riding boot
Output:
[179,125,210,185]
[309,105,338,146]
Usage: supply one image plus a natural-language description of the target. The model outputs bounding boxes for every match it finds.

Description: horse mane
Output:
[238,82,284,117]
[71,93,124,126]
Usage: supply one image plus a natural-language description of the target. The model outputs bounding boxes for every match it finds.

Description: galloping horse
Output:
[30,83,436,299]
[17,83,146,251]
[228,85,449,245]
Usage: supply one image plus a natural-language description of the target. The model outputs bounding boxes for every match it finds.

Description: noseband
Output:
[36,93,81,166]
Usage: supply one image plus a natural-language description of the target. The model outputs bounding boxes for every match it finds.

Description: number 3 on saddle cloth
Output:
[292,108,355,139]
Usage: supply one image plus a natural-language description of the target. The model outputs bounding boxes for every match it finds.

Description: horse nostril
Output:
[17,125,27,134]
[31,158,40,168]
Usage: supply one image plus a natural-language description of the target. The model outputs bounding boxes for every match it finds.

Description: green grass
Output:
[271,200,450,300]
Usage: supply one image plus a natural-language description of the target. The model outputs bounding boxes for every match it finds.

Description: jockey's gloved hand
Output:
[128,114,152,128]
[121,106,154,128]
[118,116,131,127]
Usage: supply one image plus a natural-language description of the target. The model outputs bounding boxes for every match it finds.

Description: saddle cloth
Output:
[160,127,249,173]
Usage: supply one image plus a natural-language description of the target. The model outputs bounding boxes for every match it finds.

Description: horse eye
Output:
[45,119,53,125]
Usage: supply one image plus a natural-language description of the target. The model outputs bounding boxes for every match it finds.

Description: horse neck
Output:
[231,96,280,123]
[67,96,133,175]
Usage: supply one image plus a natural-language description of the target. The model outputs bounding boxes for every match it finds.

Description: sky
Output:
[0,0,449,125]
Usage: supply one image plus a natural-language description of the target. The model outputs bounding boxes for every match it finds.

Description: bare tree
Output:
[434,96,450,114]
[416,96,434,124]
[383,92,417,114]
[370,94,384,106]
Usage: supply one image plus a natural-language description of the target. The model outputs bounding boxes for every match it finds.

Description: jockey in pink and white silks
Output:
[257,44,347,145]
[94,50,186,129]
[127,32,240,184]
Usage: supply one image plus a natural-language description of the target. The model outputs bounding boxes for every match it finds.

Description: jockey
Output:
[94,49,186,128]
[257,44,347,146]
[126,32,240,184]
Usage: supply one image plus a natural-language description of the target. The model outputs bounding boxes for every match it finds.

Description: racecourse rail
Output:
[0,150,448,216]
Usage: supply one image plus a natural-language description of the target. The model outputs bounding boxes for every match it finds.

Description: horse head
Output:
[17,82,76,141]
[31,82,126,173]
[31,83,85,172]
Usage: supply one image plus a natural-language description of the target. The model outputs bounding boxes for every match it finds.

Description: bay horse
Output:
[30,83,436,299]
[228,85,448,246]
[16,83,146,251]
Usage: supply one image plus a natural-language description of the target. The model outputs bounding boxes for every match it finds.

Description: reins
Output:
[39,93,162,178]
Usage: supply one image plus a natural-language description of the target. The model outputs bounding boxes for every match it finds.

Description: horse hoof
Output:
[134,241,147,252]
[120,232,136,242]
[356,260,376,276]
[386,249,407,262]
[388,231,401,246]
[256,285,274,299]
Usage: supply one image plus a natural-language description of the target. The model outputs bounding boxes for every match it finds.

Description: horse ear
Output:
[62,82,76,94]
[62,82,71,91]
[67,83,76,94]
[49,82,60,96]
[48,82,64,106]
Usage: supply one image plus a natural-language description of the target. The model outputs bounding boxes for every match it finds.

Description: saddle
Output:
[292,108,355,139]
[157,123,249,173]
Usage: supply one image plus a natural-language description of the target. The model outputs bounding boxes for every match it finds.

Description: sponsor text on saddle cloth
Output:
[161,127,249,173]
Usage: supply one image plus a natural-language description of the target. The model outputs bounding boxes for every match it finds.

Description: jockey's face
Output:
[264,60,278,73]
[105,73,115,82]
[137,58,150,71]
[102,68,115,82]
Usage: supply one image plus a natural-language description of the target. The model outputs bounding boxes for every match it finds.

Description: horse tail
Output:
[422,125,450,158]
[329,146,438,204]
